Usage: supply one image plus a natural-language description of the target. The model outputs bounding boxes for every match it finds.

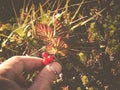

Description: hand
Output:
[0,56,62,90]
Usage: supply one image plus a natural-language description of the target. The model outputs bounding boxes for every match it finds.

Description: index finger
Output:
[0,56,43,80]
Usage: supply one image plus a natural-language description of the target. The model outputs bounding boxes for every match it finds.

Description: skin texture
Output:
[0,56,62,90]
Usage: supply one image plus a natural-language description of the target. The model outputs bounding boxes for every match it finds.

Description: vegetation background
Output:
[0,0,120,90]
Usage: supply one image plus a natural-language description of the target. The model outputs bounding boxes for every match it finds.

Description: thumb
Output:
[28,62,62,90]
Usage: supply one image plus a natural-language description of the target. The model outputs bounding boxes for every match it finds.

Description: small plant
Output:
[0,0,120,90]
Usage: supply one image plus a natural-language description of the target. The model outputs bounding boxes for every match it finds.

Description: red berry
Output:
[42,52,54,65]
[42,58,49,65]
[47,55,54,62]
[42,52,48,58]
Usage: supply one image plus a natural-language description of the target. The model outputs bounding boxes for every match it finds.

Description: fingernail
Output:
[47,62,62,75]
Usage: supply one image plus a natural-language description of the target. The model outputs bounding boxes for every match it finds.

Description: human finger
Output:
[0,56,44,80]
[28,62,62,90]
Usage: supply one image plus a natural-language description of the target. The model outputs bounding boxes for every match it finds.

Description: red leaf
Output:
[36,23,54,42]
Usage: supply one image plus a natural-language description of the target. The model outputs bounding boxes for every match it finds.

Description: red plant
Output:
[53,16,67,37]
[36,22,68,55]
[36,23,54,43]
